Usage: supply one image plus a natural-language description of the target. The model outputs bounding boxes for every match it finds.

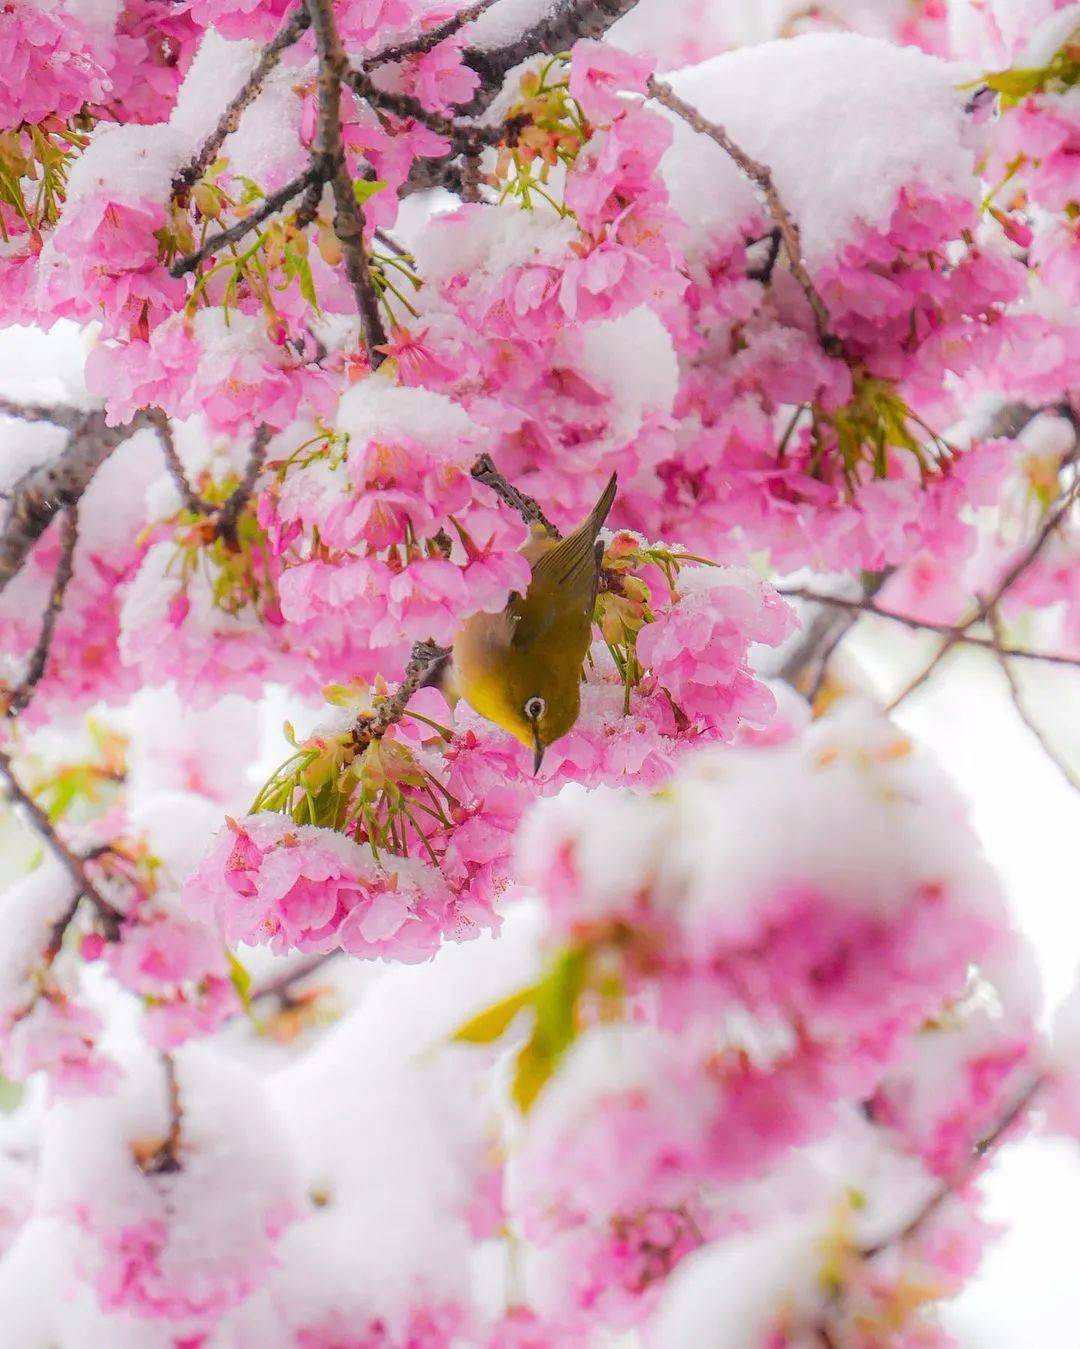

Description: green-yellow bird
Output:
[450,472,618,772]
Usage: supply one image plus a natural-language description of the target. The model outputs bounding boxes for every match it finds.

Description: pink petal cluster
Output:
[505,707,1035,1324]
[104,913,239,1049]
[637,567,797,736]
[183,813,457,963]
[266,414,530,650]
[1,994,122,1101]
[43,192,184,339]
[0,2,112,129]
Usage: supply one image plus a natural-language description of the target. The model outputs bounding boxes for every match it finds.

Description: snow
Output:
[223,907,543,1339]
[0,856,77,1016]
[663,33,978,262]
[413,204,577,293]
[336,373,477,448]
[575,305,678,435]
[650,1215,824,1347]
[466,0,556,49]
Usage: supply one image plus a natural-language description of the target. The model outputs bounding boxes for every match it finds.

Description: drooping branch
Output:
[346,66,507,148]
[250,952,338,1007]
[460,0,645,116]
[885,455,1080,711]
[988,606,1079,792]
[367,0,501,67]
[5,506,79,716]
[0,409,153,594]
[307,0,388,362]
[172,3,312,198]
[647,77,840,355]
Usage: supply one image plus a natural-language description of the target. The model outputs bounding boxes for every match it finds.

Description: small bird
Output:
[451,473,618,772]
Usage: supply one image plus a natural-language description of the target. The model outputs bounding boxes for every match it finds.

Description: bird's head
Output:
[467,658,582,774]
[516,685,581,773]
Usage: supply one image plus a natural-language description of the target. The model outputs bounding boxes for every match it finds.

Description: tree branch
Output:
[860,1073,1046,1258]
[885,457,1080,711]
[471,452,559,536]
[352,640,452,749]
[647,77,840,355]
[307,0,388,363]
[5,507,79,716]
[146,410,213,515]
[169,166,322,278]
[0,409,152,594]
[141,1053,184,1175]
[0,745,120,924]
[988,606,1079,792]
[250,952,338,1006]
[172,4,312,198]
[460,0,645,116]
[776,587,1080,669]
[0,396,85,429]
[216,424,272,546]
[367,0,501,67]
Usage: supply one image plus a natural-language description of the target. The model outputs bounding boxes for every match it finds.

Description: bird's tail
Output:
[530,472,618,594]
[586,471,618,541]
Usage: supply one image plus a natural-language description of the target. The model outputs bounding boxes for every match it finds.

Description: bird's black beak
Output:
[532,732,545,776]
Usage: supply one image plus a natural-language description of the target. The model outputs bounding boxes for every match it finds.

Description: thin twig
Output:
[6,507,79,716]
[777,587,1080,669]
[216,424,272,546]
[169,166,322,278]
[146,410,213,515]
[172,4,312,198]
[346,66,480,140]
[352,640,451,748]
[307,0,388,363]
[141,1053,184,1175]
[988,606,1080,792]
[460,0,645,116]
[861,1073,1046,1258]
[647,77,840,355]
[250,952,338,1005]
[471,453,559,536]
[0,745,118,920]
[374,227,409,258]
[367,0,500,67]
[885,459,1080,711]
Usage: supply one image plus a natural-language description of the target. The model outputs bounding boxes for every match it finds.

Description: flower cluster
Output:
[449,705,1044,1332]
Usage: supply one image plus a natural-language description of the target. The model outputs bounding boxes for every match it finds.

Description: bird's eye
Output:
[524,696,546,722]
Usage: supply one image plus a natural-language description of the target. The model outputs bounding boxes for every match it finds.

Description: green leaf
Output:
[510,947,589,1112]
[985,65,1050,99]
[452,984,537,1044]
[353,178,387,206]
[226,949,252,1011]
[234,175,265,204]
[511,1038,552,1112]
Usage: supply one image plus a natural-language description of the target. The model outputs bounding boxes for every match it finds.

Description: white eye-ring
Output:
[524,696,546,722]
